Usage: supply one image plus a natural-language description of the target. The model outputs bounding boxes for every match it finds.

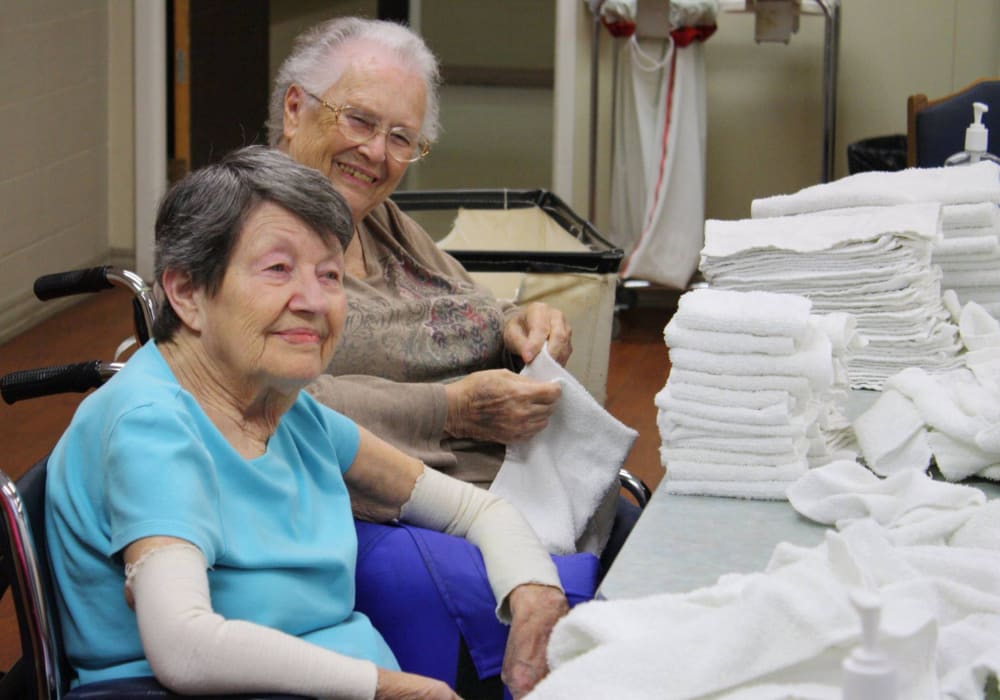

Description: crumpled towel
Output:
[489,344,638,555]
[525,461,1000,699]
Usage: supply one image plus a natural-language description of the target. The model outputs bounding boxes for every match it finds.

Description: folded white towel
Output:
[666,368,814,401]
[705,203,942,257]
[669,325,834,391]
[664,459,808,482]
[750,161,1000,218]
[933,236,1000,260]
[661,445,806,467]
[665,433,810,456]
[663,478,792,499]
[668,381,796,410]
[664,321,798,355]
[490,345,638,554]
[655,386,795,426]
[941,202,1000,229]
[941,224,1000,239]
[673,287,813,339]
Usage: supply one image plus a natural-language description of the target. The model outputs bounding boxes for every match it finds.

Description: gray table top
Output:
[598,471,1000,600]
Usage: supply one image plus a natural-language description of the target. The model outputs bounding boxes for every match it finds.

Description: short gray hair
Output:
[267,17,441,147]
[152,145,353,341]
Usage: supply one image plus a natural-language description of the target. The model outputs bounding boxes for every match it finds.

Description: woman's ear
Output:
[282,84,307,143]
[160,267,204,333]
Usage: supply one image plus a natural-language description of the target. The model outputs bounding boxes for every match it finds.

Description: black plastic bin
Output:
[390,189,623,274]
[846,134,908,174]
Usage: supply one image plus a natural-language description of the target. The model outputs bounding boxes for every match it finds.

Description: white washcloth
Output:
[673,287,813,339]
[933,236,1000,260]
[669,324,835,391]
[750,161,1000,218]
[668,381,796,410]
[852,387,933,476]
[664,321,798,355]
[489,344,637,554]
[942,202,1000,230]
[705,203,942,257]
[667,368,814,401]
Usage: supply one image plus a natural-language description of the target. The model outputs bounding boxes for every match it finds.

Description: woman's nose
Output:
[357,133,388,163]
[289,273,331,312]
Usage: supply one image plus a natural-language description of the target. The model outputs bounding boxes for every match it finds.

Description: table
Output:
[598,472,1000,600]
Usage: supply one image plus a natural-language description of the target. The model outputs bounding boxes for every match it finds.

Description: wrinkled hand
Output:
[444,369,561,443]
[501,584,570,698]
[375,668,462,699]
[503,303,572,366]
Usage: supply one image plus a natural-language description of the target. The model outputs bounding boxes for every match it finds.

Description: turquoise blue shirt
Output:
[46,342,398,686]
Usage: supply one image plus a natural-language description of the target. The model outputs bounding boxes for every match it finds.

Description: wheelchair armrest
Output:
[618,468,651,509]
[66,676,307,699]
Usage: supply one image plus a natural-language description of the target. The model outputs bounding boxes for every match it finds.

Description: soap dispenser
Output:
[841,589,897,700]
[944,101,1000,166]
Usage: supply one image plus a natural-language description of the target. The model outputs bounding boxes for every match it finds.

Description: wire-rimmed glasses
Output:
[304,90,430,163]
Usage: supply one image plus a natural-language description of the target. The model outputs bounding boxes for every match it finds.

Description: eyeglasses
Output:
[304,90,430,163]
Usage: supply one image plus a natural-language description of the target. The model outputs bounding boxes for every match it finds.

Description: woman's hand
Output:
[375,669,461,699]
[444,369,561,443]
[501,584,570,698]
[503,303,572,366]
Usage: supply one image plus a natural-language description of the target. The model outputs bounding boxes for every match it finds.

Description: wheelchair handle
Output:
[1,361,122,404]
[33,267,116,300]
[33,266,156,345]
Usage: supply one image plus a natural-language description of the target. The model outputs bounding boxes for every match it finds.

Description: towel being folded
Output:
[490,344,638,555]
[750,161,1000,218]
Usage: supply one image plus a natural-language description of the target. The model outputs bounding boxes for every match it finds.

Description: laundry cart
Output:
[392,189,623,405]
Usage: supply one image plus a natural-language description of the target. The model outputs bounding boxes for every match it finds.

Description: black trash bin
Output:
[847,134,907,174]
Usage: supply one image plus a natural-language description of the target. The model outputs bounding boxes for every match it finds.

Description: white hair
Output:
[267,17,441,146]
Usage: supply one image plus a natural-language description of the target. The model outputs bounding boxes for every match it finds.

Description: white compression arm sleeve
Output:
[398,466,563,622]
[125,543,378,700]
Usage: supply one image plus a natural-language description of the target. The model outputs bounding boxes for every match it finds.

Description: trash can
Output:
[846,134,907,174]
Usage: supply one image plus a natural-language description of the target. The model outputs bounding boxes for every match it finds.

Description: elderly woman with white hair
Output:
[45,146,570,699]
[271,16,638,576]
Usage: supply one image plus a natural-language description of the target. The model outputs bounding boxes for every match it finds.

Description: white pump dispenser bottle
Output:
[841,589,897,700]
[944,101,1000,166]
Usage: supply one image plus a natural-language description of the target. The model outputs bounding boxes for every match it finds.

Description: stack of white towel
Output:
[701,201,963,389]
[750,160,1000,321]
[935,203,1000,317]
[525,460,1000,700]
[853,299,1000,483]
[656,288,861,499]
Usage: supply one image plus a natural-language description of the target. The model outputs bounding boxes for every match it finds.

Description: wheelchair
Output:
[0,265,649,699]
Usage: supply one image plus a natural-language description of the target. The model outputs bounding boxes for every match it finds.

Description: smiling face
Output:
[192,201,347,396]
[281,41,427,223]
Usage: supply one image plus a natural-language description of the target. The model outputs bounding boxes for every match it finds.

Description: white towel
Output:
[529,460,1000,700]
[705,203,942,257]
[750,161,1000,218]
[668,381,796,410]
[960,301,1000,350]
[655,386,795,426]
[664,321,798,355]
[668,325,835,391]
[852,388,932,476]
[933,236,1000,260]
[673,287,813,339]
[489,345,638,555]
[941,202,1000,230]
[667,368,814,401]
[664,459,808,482]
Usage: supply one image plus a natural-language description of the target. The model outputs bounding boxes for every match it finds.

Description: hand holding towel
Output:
[489,344,638,555]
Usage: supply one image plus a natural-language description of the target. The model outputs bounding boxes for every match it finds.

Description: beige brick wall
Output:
[0,1,111,343]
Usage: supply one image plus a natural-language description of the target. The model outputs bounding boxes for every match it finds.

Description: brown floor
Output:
[0,288,673,675]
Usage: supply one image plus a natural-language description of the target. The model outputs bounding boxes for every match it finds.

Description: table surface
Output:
[598,471,1000,600]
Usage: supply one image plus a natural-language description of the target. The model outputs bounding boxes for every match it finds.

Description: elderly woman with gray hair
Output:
[271,15,638,571]
[45,146,572,699]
